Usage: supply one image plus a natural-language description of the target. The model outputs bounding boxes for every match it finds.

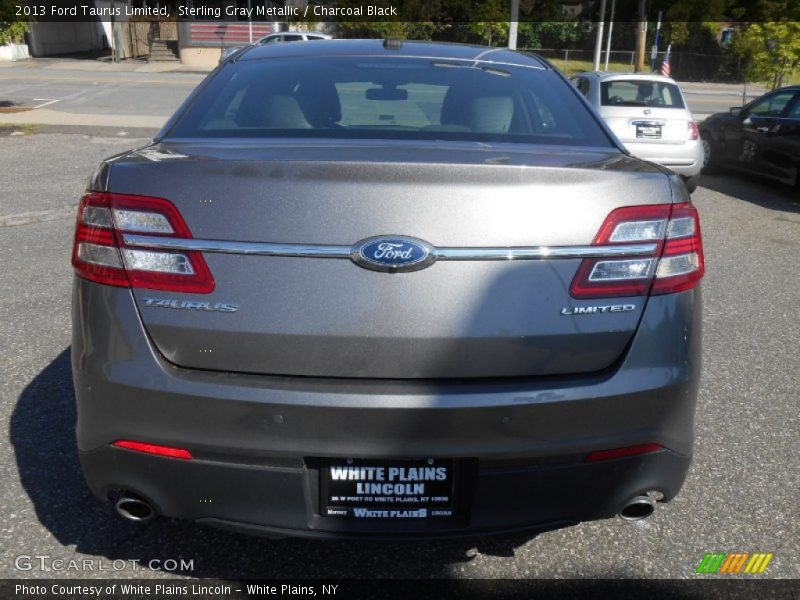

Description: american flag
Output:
[660,45,672,77]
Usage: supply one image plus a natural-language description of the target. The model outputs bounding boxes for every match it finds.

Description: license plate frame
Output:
[319,458,458,520]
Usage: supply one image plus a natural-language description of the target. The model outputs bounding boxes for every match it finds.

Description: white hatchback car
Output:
[571,72,703,192]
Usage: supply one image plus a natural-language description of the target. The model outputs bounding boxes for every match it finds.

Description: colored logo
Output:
[696,552,774,574]
[351,236,436,273]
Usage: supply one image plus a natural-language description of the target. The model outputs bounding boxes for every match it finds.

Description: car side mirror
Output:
[729,107,742,117]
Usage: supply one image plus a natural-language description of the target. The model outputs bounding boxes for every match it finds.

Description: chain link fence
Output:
[522,48,747,83]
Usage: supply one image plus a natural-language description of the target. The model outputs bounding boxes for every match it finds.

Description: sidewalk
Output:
[0,56,212,74]
[0,108,166,130]
[678,80,767,97]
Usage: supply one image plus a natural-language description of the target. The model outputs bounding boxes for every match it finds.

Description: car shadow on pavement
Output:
[10,348,548,579]
[699,173,800,214]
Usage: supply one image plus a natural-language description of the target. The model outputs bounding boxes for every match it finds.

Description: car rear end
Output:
[595,75,703,183]
[72,42,703,538]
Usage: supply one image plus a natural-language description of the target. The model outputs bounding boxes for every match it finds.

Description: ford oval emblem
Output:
[351,236,436,273]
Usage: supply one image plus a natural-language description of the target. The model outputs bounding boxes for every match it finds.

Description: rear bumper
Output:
[622,140,704,176]
[72,278,701,538]
[79,445,690,539]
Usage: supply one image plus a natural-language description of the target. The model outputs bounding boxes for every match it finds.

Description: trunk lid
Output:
[600,106,692,145]
[107,140,672,379]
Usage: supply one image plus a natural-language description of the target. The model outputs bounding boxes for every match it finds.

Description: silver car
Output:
[572,72,704,192]
[72,40,703,538]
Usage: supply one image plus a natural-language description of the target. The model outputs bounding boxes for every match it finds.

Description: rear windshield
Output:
[601,80,685,108]
[168,56,614,147]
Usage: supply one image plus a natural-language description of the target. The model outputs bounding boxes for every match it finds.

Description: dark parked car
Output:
[72,40,704,538]
[700,85,800,187]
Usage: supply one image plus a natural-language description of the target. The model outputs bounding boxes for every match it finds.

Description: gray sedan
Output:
[71,40,704,539]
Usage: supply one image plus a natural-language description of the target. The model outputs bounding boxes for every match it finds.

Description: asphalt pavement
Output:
[0,63,200,132]
[0,60,767,133]
[0,130,797,580]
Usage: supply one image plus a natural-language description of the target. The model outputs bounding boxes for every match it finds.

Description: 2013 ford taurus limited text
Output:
[72,40,703,538]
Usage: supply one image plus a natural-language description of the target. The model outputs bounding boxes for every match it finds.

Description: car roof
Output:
[574,71,679,84]
[239,39,549,69]
[266,31,331,37]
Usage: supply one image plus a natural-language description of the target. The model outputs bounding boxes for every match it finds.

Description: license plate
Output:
[636,124,662,139]
[320,459,455,520]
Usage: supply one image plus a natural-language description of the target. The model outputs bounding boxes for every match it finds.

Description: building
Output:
[4,0,290,66]
[24,21,106,58]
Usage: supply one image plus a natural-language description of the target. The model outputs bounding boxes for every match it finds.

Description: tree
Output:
[336,20,407,39]
[332,0,440,40]
[514,0,591,49]
[732,22,800,89]
[465,0,509,46]
[0,0,30,45]
[728,0,800,21]
[517,20,592,49]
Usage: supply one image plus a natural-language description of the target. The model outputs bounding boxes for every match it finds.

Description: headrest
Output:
[295,79,342,127]
[440,85,515,133]
[465,96,514,133]
[237,94,312,129]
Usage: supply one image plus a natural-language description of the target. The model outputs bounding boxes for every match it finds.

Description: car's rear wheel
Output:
[682,175,699,194]
[701,135,721,174]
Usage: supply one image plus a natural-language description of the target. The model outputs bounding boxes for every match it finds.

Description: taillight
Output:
[570,202,704,298]
[585,443,664,462]
[72,193,214,293]
[650,203,704,295]
[112,440,193,460]
[688,121,699,141]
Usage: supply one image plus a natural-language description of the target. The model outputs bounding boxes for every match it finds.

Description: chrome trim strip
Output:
[434,244,657,260]
[123,234,658,261]
[123,234,351,258]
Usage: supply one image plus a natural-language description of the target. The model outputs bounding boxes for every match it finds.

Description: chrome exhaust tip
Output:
[114,495,156,522]
[618,495,656,521]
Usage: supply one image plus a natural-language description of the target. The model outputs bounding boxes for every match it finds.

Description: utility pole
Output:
[592,0,607,71]
[508,0,519,49]
[650,10,662,71]
[742,56,749,107]
[634,0,647,72]
[248,0,253,43]
[110,0,117,63]
[603,0,616,71]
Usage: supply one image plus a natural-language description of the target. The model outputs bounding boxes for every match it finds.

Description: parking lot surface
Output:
[0,132,797,579]
[0,62,765,131]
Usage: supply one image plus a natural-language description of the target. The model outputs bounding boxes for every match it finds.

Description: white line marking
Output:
[0,204,76,228]
[33,99,60,109]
